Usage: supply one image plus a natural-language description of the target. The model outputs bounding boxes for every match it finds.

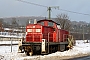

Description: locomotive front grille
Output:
[26,35,33,42]
[34,35,40,42]
[26,34,41,42]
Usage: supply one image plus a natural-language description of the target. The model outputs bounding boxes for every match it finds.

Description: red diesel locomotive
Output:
[19,19,70,56]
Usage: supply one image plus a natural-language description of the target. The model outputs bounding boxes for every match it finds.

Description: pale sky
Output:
[0,0,90,22]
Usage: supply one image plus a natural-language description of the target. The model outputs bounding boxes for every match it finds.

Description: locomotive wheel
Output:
[25,46,33,56]
[25,51,33,56]
[60,45,65,52]
[26,52,29,56]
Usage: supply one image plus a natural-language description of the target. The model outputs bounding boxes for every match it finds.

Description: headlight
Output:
[36,29,41,32]
[27,29,32,32]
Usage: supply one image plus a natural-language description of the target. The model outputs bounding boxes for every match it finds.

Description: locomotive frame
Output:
[18,19,70,56]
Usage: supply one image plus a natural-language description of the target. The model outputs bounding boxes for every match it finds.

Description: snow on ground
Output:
[0,41,18,44]
[0,40,90,60]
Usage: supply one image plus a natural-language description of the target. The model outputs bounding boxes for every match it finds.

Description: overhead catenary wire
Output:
[15,0,90,16]
[16,0,48,8]
[59,9,90,16]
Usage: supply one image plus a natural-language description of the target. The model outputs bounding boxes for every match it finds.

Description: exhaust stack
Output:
[34,19,37,24]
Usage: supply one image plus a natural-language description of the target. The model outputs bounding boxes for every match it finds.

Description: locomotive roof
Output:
[37,19,60,25]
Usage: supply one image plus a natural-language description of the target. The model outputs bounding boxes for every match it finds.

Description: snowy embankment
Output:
[0,40,90,60]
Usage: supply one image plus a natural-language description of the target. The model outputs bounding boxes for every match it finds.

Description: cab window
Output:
[48,22,53,26]
[30,20,34,24]
[40,22,44,26]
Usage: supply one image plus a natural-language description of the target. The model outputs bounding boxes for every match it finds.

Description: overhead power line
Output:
[15,0,90,16]
[59,9,90,16]
[16,0,47,7]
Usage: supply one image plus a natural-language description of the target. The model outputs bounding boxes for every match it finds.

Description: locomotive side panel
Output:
[42,26,54,42]
[58,29,69,42]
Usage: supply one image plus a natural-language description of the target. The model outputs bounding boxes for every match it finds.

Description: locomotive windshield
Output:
[48,22,53,26]
[39,22,44,26]
[29,20,34,24]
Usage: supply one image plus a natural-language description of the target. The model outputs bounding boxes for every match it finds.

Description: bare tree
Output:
[56,13,71,31]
